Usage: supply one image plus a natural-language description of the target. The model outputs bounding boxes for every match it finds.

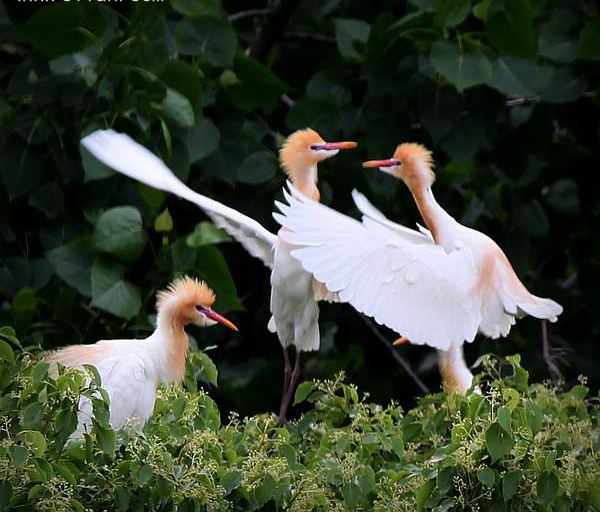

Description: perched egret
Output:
[46,276,237,436]
[275,143,562,393]
[80,128,357,421]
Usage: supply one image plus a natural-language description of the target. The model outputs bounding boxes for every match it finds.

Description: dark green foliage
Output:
[0,333,599,510]
[0,0,598,428]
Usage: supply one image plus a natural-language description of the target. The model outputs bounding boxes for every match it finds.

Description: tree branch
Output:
[248,0,304,62]
[229,9,275,23]
[282,31,337,44]
[357,313,430,394]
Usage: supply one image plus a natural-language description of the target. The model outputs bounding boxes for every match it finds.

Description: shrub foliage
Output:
[1,328,598,511]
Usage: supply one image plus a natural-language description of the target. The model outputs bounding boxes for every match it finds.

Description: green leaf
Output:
[18,3,105,57]
[341,482,362,507]
[185,119,220,162]
[485,421,514,462]
[189,351,219,386]
[477,467,496,487]
[525,400,544,435]
[22,402,44,429]
[487,57,537,97]
[47,238,95,297]
[0,139,45,200]
[435,0,471,28]
[236,151,277,185]
[221,470,243,494]
[294,381,315,405]
[537,67,585,104]
[94,206,147,262]
[544,179,579,217]
[154,208,173,233]
[81,126,115,182]
[172,0,224,17]
[577,19,600,61]
[0,340,14,363]
[537,471,559,506]
[194,246,243,312]
[161,88,195,129]
[94,423,116,455]
[502,470,521,500]
[225,55,289,110]
[334,18,370,61]
[416,478,435,510]
[539,23,577,63]
[23,431,47,457]
[9,444,28,466]
[486,0,537,58]
[28,183,63,219]
[175,16,236,67]
[161,60,203,117]
[186,221,232,248]
[90,258,141,320]
[0,481,12,510]
[512,200,549,238]
[430,41,492,92]
[497,406,512,432]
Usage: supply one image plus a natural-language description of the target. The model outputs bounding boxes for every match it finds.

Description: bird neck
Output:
[290,164,320,201]
[155,307,190,384]
[438,343,473,394]
[408,184,453,245]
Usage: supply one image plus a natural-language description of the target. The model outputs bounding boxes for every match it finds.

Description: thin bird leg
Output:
[541,319,563,381]
[278,350,302,426]
[278,346,292,425]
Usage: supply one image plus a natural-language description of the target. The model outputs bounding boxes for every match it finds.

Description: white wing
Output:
[352,190,434,245]
[81,130,277,267]
[274,185,482,349]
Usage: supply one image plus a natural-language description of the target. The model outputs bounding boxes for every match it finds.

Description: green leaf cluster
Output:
[1,333,599,511]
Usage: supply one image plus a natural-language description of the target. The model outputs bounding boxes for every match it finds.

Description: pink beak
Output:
[362,158,399,168]
[312,141,358,151]
[203,308,239,331]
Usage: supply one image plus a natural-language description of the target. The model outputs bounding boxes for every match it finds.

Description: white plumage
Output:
[80,128,357,421]
[276,143,562,393]
[47,276,237,436]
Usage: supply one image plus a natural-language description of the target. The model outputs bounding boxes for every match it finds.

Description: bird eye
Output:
[310,144,321,151]
[196,305,207,312]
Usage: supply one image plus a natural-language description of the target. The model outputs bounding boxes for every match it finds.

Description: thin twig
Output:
[541,319,563,381]
[249,0,304,62]
[282,31,337,44]
[357,313,430,394]
[229,9,275,22]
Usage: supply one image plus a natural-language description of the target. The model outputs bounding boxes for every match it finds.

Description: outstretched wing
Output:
[352,190,434,245]
[81,130,277,267]
[274,185,482,349]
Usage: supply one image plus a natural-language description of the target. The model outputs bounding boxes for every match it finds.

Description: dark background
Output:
[0,0,598,416]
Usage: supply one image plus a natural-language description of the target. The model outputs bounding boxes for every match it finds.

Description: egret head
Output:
[157,276,238,331]
[279,128,357,181]
[363,143,435,189]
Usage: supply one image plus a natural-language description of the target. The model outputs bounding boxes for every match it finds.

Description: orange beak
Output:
[203,308,239,331]
[392,337,410,346]
[362,158,399,168]
[312,141,358,151]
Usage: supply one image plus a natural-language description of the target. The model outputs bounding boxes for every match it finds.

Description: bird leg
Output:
[278,346,292,425]
[278,349,302,426]
[541,319,563,381]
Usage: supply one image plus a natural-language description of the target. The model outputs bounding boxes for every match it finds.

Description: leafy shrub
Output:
[1,327,598,511]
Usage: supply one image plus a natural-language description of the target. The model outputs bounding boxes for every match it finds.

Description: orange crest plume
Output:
[156,276,216,311]
[394,143,435,183]
[279,128,324,178]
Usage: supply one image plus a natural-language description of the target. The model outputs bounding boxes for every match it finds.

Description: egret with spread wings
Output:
[276,143,562,393]
[47,276,237,437]
[81,129,356,422]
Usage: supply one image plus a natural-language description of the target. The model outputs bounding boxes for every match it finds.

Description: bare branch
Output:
[229,9,275,23]
[249,0,304,62]
[282,31,337,45]
[357,313,430,394]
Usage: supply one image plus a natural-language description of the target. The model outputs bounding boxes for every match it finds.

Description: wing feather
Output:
[277,185,481,349]
[81,130,277,267]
